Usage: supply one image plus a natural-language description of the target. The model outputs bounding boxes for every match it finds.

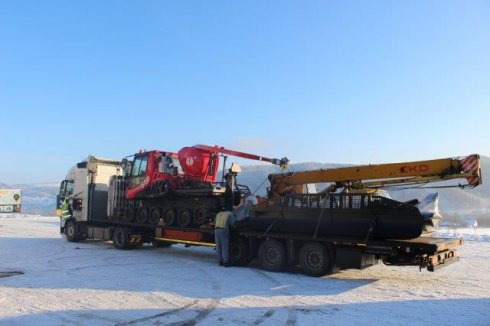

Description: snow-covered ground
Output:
[0,215,489,325]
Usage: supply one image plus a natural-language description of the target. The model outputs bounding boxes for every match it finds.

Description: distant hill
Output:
[2,156,488,224]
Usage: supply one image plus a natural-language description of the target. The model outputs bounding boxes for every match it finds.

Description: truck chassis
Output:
[61,217,461,277]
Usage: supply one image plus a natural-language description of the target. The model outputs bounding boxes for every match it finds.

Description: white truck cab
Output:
[58,156,122,241]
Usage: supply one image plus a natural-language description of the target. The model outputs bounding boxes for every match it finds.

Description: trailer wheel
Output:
[136,207,148,224]
[65,220,78,242]
[177,209,192,227]
[299,242,332,277]
[258,239,286,272]
[113,226,130,250]
[149,206,161,225]
[230,237,250,266]
[163,207,176,226]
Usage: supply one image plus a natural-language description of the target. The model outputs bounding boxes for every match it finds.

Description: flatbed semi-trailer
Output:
[61,214,462,276]
[58,155,464,277]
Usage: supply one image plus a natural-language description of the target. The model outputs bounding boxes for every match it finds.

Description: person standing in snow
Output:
[214,208,235,267]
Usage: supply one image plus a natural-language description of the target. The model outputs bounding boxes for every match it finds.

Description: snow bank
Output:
[435,227,490,243]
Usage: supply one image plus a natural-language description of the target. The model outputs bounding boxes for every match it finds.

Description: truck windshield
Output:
[131,155,148,177]
[129,155,148,187]
[60,180,74,196]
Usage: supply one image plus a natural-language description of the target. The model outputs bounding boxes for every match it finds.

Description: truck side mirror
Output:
[59,180,66,196]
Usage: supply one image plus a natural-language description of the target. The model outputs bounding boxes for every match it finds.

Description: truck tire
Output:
[65,220,78,242]
[136,207,148,224]
[299,242,332,277]
[230,237,251,266]
[113,226,130,250]
[258,239,286,272]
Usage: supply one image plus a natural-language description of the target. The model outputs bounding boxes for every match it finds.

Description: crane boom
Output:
[269,154,482,195]
[194,144,289,168]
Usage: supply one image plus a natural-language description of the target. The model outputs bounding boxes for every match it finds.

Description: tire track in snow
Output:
[252,309,276,325]
[109,248,221,325]
[285,310,298,326]
[250,269,299,325]
[165,301,217,326]
[162,256,221,325]
[115,300,198,325]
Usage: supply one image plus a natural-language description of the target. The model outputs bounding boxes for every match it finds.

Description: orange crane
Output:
[268,154,482,196]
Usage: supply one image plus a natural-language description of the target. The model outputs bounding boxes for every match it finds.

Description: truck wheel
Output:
[258,239,286,272]
[149,206,162,225]
[163,207,176,226]
[177,209,192,227]
[113,226,130,249]
[299,242,332,277]
[230,237,250,266]
[136,207,148,224]
[65,220,78,242]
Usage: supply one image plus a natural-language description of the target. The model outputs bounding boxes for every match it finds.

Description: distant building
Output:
[0,189,22,213]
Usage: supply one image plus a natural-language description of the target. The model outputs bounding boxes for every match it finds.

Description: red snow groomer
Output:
[110,145,288,228]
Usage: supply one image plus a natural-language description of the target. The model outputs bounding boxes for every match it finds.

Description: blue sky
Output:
[1,1,489,184]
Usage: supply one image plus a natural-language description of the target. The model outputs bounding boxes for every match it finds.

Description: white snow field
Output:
[0,215,489,325]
